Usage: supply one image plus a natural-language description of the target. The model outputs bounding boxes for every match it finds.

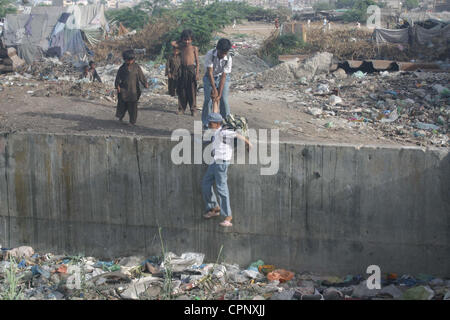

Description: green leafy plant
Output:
[258,33,307,66]
[404,0,419,10]
[342,0,377,22]
[105,1,278,57]
[313,2,336,11]
[158,227,173,300]
[1,258,24,300]
[0,0,16,19]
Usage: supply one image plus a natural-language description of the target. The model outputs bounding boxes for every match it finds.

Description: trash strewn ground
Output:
[1,50,448,148]
[1,246,449,300]
[231,51,449,148]
[0,21,448,149]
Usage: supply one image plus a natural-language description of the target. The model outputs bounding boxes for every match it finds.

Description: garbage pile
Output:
[0,47,25,74]
[0,55,170,101]
[231,52,450,148]
[1,245,449,300]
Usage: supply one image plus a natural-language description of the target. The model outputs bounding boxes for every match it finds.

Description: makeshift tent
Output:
[372,23,450,46]
[413,24,450,45]
[372,28,410,44]
[2,4,109,64]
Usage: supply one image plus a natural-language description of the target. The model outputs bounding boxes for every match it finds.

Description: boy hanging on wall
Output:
[202,112,252,227]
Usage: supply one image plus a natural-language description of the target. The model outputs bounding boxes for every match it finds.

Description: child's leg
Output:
[177,83,187,113]
[169,79,175,96]
[128,101,138,124]
[189,74,197,112]
[115,99,127,120]
[219,75,231,119]
[202,163,219,212]
[201,75,213,127]
[213,162,232,218]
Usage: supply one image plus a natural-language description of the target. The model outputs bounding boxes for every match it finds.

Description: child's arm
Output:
[137,66,149,89]
[194,46,199,81]
[207,67,218,99]
[214,72,227,102]
[236,133,252,150]
[115,68,121,93]
[93,70,102,83]
[212,98,219,113]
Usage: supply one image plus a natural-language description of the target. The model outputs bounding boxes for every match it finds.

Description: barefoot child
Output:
[202,112,252,227]
[115,50,149,125]
[172,29,199,116]
[166,46,181,97]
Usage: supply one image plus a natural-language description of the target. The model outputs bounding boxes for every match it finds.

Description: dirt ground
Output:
[0,22,441,148]
[220,21,276,39]
[0,79,417,147]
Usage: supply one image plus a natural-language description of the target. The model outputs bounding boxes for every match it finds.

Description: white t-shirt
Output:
[212,127,237,162]
[204,49,232,77]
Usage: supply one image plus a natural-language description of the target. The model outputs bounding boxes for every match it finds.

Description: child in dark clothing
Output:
[166,46,181,97]
[115,50,149,125]
[171,29,199,116]
[80,61,102,82]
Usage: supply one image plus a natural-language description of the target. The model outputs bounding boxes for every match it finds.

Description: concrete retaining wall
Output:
[0,132,449,276]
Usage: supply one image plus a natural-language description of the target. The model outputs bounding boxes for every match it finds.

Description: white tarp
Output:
[2,4,109,63]
[65,5,108,30]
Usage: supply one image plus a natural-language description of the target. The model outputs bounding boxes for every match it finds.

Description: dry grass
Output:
[259,24,449,62]
[90,17,177,63]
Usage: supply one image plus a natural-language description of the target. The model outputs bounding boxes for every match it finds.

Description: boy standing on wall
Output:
[171,29,199,116]
[201,38,233,129]
[166,46,181,97]
[115,50,149,125]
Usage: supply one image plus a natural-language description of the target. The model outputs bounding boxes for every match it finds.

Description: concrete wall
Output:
[0,132,449,276]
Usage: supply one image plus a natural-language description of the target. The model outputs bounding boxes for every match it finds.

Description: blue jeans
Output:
[201,161,231,217]
[202,74,230,128]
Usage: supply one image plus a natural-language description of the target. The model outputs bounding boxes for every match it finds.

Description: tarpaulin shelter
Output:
[372,28,410,45]
[2,5,109,64]
[412,24,450,45]
[372,23,450,46]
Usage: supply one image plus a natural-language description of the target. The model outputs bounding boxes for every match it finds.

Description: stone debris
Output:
[1,246,449,300]
[1,40,447,148]
[231,55,449,148]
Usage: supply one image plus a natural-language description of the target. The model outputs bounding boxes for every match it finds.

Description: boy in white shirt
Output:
[201,38,233,129]
[202,113,252,227]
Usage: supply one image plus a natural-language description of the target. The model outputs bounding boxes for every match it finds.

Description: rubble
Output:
[230,54,449,148]
[1,245,449,300]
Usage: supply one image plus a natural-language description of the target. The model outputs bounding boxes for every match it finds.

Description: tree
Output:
[0,0,17,19]
[313,2,336,11]
[404,0,419,10]
[336,0,356,9]
[342,0,377,22]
